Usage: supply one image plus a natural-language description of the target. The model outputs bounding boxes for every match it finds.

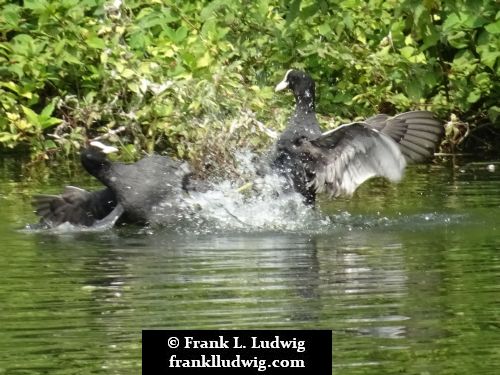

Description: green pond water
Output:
[1,156,499,374]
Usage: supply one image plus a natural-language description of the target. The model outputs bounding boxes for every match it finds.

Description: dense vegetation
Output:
[0,0,498,166]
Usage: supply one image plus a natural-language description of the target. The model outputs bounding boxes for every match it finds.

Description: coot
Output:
[273,69,443,205]
[33,142,202,228]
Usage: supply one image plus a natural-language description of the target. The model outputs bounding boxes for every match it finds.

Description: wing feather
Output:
[405,129,442,142]
[299,123,406,198]
[32,186,118,227]
[365,110,443,163]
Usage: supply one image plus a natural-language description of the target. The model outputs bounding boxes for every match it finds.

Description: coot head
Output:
[275,69,316,112]
[80,141,119,180]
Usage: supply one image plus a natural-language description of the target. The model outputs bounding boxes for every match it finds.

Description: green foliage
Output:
[0,0,498,160]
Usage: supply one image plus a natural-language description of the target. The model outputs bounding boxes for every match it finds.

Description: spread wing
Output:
[32,186,118,227]
[365,111,443,163]
[299,123,406,198]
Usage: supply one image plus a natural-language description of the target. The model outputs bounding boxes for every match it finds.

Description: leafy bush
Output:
[0,0,498,160]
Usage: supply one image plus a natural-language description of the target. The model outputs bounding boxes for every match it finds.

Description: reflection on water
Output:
[1,157,500,374]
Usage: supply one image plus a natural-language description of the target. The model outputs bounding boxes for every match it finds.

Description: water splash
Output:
[179,176,330,234]
[22,150,465,234]
[149,150,464,234]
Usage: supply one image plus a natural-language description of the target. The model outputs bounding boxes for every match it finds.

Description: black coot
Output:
[33,142,202,228]
[272,69,443,205]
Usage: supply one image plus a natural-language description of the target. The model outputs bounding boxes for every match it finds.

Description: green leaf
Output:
[62,52,83,65]
[174,26,188,43]
[286,0,301,25]
[163,25,181,42]
[128,82,140,93]
[0,81,21,95]
[421,25,440,50]
[40,102,55,119]
[41,118,61,129]
[406,80,423,100]
[135,7,154,20]
[466,90,481,103]
[485,20,500,34]
[474,72,491,87]
[479,50,500,69]
[318,23,332,36]
[86,35,106,49]
[488,106,500,123]
[24,0,49,11]
[61,0,80,8]
[257,0,269,20]
[413,4,426,26]
[200,0,227,21]
[43,139,58,149]
[21,106,40,127]
[121,69,135,79]
[0,132,20,144]
[447,31,468,49]
[443,13,461,32]
[2,5,21,27]
[343,14,354,30]
[128,31,147,49]
[196,51,212,68]
[11,34,35,55]
[400,46,415,59]
[8,64,25,79]
[300,3,319,19]
[421,71,439,87]
[139,13,164,29]
[476,31,499,69]
[355,28,366,44]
